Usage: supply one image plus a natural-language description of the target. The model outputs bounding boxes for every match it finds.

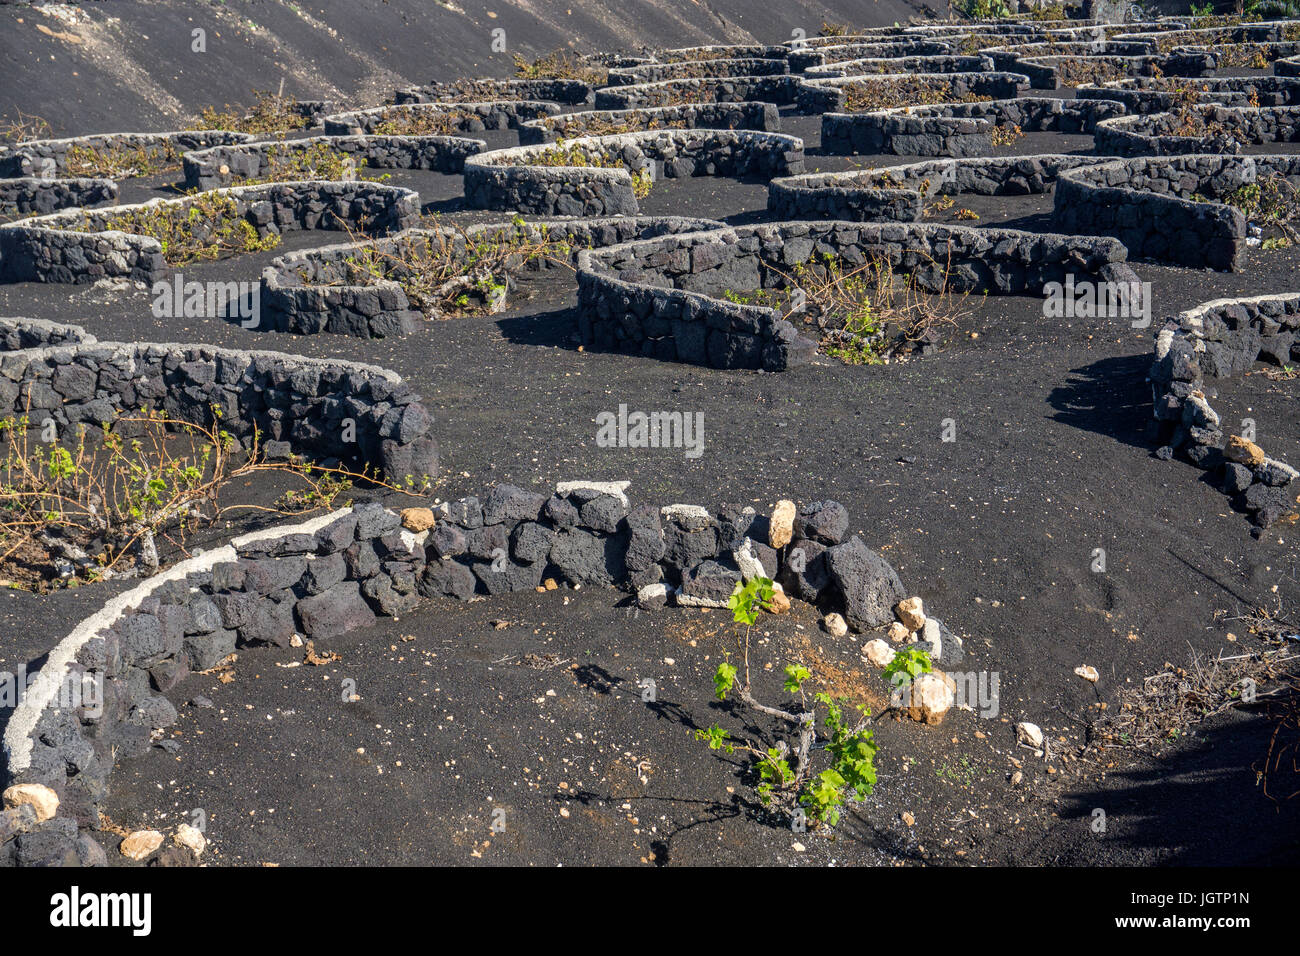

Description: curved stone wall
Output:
[822,96,1123,157]
[1151,294,1299,533]
[1077,75,1300,113]
[2,480,941,864]
[594,75,802,110]
[575,220,1135,371]
[796,72,1032,117]
[1052,154,1300,271]
[180,133,486,190]
[0,177,117,219]
[806,54,994,77]
[321,100,561,135]
[1094,105,1300,157]
[0,338,438,479]
[768,154,1111,222]
[0,130,253,178]
[462,129,804,217]
[395,78,593,105]
[0,180,420,285]
[606,57,790,86]
[259,215,723,338]
[516,102,780,145]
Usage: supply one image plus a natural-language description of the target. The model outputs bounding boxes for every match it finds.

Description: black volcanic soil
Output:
[2,13,1299,867]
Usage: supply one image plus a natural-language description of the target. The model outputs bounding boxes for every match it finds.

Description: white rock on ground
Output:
[120,829,165,861]
[888,621,912,643]
[636,582,669,610]
[557,480,631,508]
[173,823,206,858]
[2,783,59,822]
[921,618,944,660]
[1075,665,1099,683]
[862,638,896,668]
[895,596,926,631]
[733,537,767,581]
[1016,721,1044,748]
[769,499,796,549]
[902,671,956,725]
[821,612,848,637]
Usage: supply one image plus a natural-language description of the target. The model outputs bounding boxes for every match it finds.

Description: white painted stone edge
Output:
[2,508,354,776]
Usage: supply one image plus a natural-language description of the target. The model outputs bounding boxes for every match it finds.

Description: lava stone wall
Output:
[395,78,593,105]
[322,101,561,135]
[796,72,1031,116]
[3,483,940,865]
[1052,154,1300,271]
[1150,294,1300,532]
[260,216,723,339]
[0,316,97,350]
[606,58,790,86]
[1094,105,1300,156]
[0,340,438,479]
[657,44,789,62]
[575,221,1135,371]
[768,154,1110,222]
[462,129,804,217]
[0,180,420,285]
[517,102,781,146]
[787,39,952,71]
[821,96,1123,157]
[181,134,487,190]
[0,177,117,219]
[806,54,994,77]
[0,130,254,178]
[1077,75,1300,112]
[594,76,802,110]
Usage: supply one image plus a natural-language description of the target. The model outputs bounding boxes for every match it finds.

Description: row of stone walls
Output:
[768,154,1110,222]
[0,180,420,285]
[516,102,781,145]
[0,130,252,178]
[321,100,560,135]
[462,129,804,217]
[605,57,790,86]
[595,75,802,110]
[796,72,1031,116]
[1094,105,1300,157]
[395,78,594,105]
[1077,75,1300,113]
[1052,154,1300,270]
[575,221,1135,371]
[259,216,722,338]
[822,96,1122,157]
[806,54,995,77]
[180,133,487,190]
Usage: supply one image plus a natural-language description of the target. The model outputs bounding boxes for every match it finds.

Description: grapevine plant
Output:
[695,576,879,829]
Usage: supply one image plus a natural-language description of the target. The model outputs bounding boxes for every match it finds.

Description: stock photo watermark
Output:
[595,404,704,459]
